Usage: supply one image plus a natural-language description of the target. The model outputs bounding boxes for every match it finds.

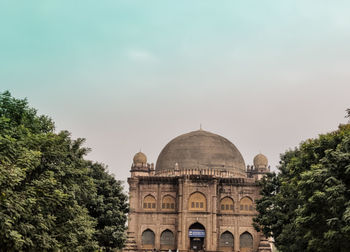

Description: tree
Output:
[0,91,128,251]
[254,119,350,252]
[254,118,350,252]
[87,162,128,251]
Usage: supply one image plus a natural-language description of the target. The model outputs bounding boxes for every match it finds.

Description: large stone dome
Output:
[155,130,246,175]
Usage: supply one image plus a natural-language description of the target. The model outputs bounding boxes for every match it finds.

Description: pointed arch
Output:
[142,229,155,248]
[143,195,156,210]
[240,231,253,252]
[188,222,205,250]
[160,229,175,249]
[220,197,234,213]
[188,192,207,211]
[219,231,234,247]
[188,222,206,230]
[162,195,176,211]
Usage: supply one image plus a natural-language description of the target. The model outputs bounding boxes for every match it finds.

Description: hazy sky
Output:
[1,0,349,185]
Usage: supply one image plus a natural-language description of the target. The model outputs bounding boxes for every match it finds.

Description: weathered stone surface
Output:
[156,130,246,175]
[124,130,271,252]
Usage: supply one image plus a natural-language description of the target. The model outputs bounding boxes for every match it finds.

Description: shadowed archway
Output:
[189,222,205,251]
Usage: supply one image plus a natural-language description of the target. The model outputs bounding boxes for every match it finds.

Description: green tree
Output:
[87,162,128,251]
[254,116,350,252]
[0,91,128,251]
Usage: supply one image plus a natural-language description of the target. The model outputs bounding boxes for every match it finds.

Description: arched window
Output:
[239,197,253,213]
[219,231,234,247]
[142,229,155,248]
[143,195,156,210]
[160,229,175,249]
[220,197,234,213]
[188,192,206,211]
[240,232,253,252]
[162,195,176,210]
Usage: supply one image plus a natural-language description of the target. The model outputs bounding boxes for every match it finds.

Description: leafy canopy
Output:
[254,112,350,252]
[0,91,128,251]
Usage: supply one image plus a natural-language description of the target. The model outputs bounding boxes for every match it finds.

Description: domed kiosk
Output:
[124,129,272,252]
[253,153,268,169]
[133,151,147,166]
[156,130,246,177]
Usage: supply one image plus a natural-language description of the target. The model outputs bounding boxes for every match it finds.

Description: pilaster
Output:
[177,178,186,251]
[210,178,218,251]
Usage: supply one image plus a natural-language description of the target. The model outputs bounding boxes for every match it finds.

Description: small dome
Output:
[133,152,147,164]
[253,153,268,168]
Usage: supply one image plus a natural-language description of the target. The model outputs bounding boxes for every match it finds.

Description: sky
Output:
[1,0,350,185]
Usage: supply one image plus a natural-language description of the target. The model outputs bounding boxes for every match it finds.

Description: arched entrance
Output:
[189,222,205,251]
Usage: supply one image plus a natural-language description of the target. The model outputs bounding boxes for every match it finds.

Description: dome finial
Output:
[200,123,203,131]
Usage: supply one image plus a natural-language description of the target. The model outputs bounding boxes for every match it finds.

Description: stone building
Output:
[124,129,271,252]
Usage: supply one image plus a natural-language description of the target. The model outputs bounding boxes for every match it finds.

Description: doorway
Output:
[189,222,205,251]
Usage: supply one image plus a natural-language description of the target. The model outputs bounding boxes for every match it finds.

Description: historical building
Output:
[124,129,272,252]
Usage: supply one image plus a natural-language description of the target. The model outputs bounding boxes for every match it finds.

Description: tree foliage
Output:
[254,115,350,252]
[87,162,128,251]
[0,91,128,251]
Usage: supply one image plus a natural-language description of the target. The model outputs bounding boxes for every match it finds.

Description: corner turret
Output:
[130,152,154,177]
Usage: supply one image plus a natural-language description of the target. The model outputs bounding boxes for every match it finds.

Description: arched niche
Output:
[239,196,254,213]
[143,195,156,210]
[219,231,234,247]
[188,192,207,211]
[160,229,175,250]
[240,231,253,252]
[220,197,234,213]
[142,229,155,249]
[162,195,176,211]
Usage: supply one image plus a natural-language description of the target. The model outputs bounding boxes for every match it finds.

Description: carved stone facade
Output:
[124,130,272,252]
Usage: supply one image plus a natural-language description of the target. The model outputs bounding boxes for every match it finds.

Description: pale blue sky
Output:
[1,0,350,183]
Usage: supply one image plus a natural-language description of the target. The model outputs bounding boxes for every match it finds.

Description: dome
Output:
[253,153,268,168]
[155,130,246,175]
[133,151,147,165]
